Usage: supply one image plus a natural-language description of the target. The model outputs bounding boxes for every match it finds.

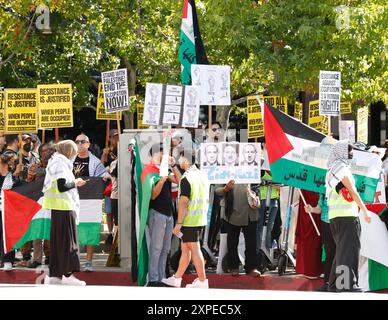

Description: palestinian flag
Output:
[2,177,105,253]
[179,0,208,85]
[263,103,380,202]
[359,204,388,291]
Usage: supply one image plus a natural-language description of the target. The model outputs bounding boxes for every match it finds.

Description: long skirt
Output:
[49,210,81,278]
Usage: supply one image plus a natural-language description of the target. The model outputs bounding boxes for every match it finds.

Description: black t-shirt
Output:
[73,156,90,177]
[180,177,191,198]
[149,179,173,217]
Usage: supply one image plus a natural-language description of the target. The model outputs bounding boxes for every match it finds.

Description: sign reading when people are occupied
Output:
[5,89,38,133]
[247,96,264,139]
[200,142,261,184]
[0,90,4,131]
[96,83,122,121]
[37,84,73,129]
[319,70,341,116]
[101,68,130,113]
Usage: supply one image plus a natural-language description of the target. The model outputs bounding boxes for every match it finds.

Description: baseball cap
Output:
[22,133,33,141]
[109,129,119,138]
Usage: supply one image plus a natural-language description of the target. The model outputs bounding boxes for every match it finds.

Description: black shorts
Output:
[181,226,204,243]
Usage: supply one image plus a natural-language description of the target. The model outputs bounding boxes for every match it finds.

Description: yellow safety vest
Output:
[179,168,209,227]
[328,188,358,220]
[259,172,279,200]
[42,180,74,211]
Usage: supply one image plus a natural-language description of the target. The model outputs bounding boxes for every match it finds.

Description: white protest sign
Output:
[200,142,261,184]
[143,83,163,126]
[319,70,341,116]
[191,65,231,106]
[339,120,355,143]
[182,85,200,128]
[101,68,129,113]
[360,211,388,267]
[143,83,200,128]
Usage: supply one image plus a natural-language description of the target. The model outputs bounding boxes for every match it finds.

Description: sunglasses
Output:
[211,128,221,132]
[75,140,89,145]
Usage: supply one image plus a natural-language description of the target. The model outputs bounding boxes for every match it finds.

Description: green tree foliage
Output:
[0,0,386,115]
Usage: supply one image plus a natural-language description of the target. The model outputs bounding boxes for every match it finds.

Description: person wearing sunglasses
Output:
[73,133,108,272]
[205,122,223,143]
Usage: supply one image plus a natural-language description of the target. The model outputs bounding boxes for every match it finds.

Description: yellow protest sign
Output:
[341,102,352,115]
[37,84,73,129]
[96,83,122,121]
[357,106,368,144]
[5,89,38,133]
[137,104,149,129]
[294,102,303,121]
[263,96,288,114]
[247,96,264,139]
[308,100,328,134]
[0,91,4,132]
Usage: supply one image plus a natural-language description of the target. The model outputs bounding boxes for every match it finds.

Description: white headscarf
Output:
[325,140,353,195]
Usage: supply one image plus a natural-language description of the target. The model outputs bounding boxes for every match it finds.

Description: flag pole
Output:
[116,113,121,138]
[42,129,46,145]
[298,188,321,236]
[55,128,59,143]
[208,105,212,139]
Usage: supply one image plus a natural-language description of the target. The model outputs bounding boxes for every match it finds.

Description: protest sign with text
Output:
[101,68,129,113]
[5,89,38,133]
[96,83,122,121]
[0,91,4,131]
[319,70,341,116]
[37,84,73,129]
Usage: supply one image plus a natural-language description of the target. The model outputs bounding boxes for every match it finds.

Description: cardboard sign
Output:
[137,104,149,129]
[319,70,341,116]
[294,102,303,121]
[37,84,73,129]
[340,102,352,115]
[308,100,328,134]
[101,68,129,113]
[263,96,288,114]
[5,89,38,133]
[357,106,368,144]
[96,83,122,121]
[247,96,264,139]
[200,142,261,184]
[191,65,231,106]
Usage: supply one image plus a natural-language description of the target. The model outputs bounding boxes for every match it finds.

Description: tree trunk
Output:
[122,59,137,129]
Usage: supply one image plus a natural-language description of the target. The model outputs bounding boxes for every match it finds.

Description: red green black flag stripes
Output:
[179,0,208,85]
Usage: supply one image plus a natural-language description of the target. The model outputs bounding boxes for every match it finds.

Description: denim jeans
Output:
[257,199,279,251]
[148,209,174,282]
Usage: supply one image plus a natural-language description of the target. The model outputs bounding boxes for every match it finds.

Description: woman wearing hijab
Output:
[42,140,87,285]
[325,141,371,292]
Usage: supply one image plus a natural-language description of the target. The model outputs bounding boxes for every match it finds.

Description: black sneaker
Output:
[28,261,42,269]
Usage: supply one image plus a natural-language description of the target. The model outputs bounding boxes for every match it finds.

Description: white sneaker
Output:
[61,275,86,286]
[44,275,62,285]
[161,275,182,288]
[186,278,209,289]
[3,262,13,271]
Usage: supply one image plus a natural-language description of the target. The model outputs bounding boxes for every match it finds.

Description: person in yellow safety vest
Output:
[257,170,280,251]
[162,149,210,289]
[42,140,87,286]
[325,141,371,292]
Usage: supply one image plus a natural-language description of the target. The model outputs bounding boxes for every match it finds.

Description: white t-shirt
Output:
[109,160,118,200]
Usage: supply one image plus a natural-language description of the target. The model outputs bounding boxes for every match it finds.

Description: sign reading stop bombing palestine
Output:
[101,68,129,113]
[319,70,341,116]
[96,83,122,121]
[37,84,73,129]
[0,91,4,131]
[5,89,38,133]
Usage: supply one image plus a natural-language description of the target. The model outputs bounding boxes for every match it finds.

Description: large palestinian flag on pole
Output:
[262,102,380,202]
[2,177,105,253]
[179,0,208,85]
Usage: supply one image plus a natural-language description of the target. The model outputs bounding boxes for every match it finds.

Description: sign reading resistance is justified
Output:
[37,84,73,129]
